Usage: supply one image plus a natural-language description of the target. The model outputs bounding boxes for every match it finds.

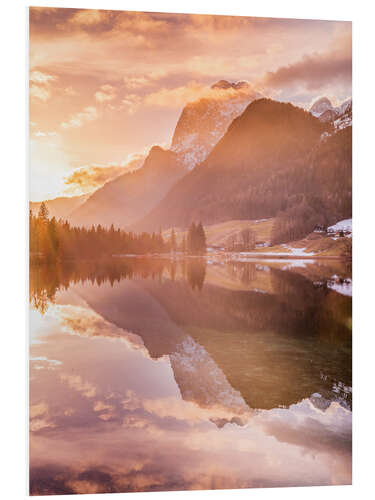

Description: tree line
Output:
[30,203,207,261]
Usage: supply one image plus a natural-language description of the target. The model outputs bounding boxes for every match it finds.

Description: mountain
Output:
[29,194,90,220]
[69,80,259,229]
[171,80,260,169]
[137,98,340,231]
[309,96,352,129]
[334,100,352,130]
[69,146,185,228]
[310,97,334,116]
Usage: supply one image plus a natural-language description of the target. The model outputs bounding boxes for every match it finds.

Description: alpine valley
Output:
[32,81,352,250]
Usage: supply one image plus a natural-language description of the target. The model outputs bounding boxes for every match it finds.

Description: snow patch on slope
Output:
[328,219,352,233]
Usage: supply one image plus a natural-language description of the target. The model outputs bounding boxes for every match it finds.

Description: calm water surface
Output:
[29,258,352,495]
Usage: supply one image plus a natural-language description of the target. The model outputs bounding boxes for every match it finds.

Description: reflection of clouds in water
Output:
[30,394,352,494]
[29,307,59,345]
[35,299,253,425]
[258,399,352,452]
[49,303,148,355]
[30,360,352,490]
[30,402,48,419]
[60,374,97,398]
[30,402,56,432]
[255,399,352,485]
[30,356,62,371]
[29,280,352,494]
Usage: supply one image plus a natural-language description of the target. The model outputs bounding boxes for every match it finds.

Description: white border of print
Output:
[1,1,374,499]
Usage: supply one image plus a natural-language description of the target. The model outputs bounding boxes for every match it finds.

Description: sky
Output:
[29,8,352,201]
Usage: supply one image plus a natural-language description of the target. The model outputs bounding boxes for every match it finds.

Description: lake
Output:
[29,257,352,495]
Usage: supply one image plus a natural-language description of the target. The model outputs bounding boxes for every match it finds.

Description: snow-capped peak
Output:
[309,96,352,131]
[171,81,259,169]
[310,97,333,117]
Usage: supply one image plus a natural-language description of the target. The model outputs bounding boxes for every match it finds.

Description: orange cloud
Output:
[30,71,57,102]
[120,94,142,114]
[144,80,258,109]
[68,9,109,28]
[61,106,97,129]
[64,86,78,96]
[30,85,51,101]
[64,155,144,193]
[30,70,56,84]
[95,84,116,103]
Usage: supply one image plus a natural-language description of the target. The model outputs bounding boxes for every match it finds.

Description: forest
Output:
[30,202,206,261]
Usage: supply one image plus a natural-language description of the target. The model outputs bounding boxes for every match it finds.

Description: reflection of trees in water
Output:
[269,268,352,348]
[186,259,206,291]
[227,262,256,285]
[29,258,207,312]
[29,264,62,314]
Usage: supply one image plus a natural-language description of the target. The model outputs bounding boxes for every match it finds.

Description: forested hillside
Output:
[137,99,351,243]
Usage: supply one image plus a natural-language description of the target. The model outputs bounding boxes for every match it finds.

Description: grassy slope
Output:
[163,218,351,258]
[163,218,274,247]
[256,233,352,257]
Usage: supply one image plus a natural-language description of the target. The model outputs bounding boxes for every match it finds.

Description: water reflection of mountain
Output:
[30,259,352,412]
[141,271,351,410]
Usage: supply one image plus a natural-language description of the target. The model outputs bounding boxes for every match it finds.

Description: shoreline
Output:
[113,252,351,261]
[30,252,352,263]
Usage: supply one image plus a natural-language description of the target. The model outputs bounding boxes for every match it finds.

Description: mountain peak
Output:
[211,80,250,90]
[310,97,333,116]
[211,80,232,89]
[149,145,165,155]
[172,81,256,170]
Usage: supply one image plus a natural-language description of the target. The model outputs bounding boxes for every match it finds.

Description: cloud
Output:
[260,31,352,92]
[61,106,97,129]
[120,94,142,114]
[144,80,258,109]
[95,84,116,103]
[34,131,58,137]
[30,85,51,101]
[123,71,167,90]
[68,9,109,28]
[123,76,149,89]
[30,70,56,84]
[64,165,129,191]
[64,155,144,193]
[64,86,78,96]
[30,71,57,102]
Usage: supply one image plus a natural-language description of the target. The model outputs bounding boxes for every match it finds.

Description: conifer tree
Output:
[38,202,49,222]
[196,222,207,255]
[170,228,177,253]
[181,235,186,253]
